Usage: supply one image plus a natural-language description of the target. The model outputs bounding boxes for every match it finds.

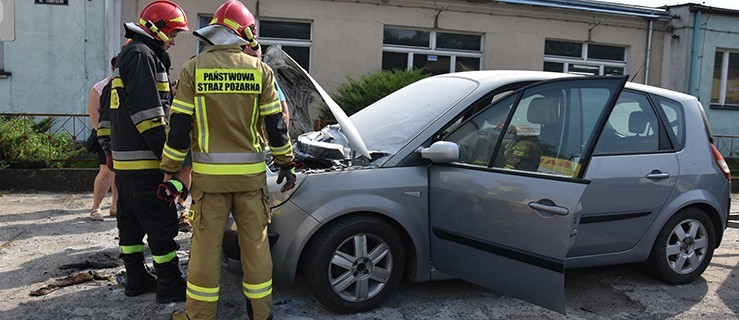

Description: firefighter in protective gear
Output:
[502,125,542,171]
[97,0,189,304]
[164,1,293,319]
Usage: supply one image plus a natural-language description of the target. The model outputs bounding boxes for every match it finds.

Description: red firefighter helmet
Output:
[137,1,190,42]
[210,0,258,42]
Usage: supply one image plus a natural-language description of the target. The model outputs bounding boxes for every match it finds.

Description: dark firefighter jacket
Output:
[98,32,173,175]
[160,44,293,193]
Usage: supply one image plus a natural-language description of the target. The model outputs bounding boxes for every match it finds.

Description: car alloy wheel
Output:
[647,208,716,284]
[329,233,393,302]
[302,215,405,313]
[664,218,708,275]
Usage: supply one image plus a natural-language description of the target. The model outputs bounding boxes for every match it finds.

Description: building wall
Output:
[692,10,739,136]
[121,0,668,95]
[662,5,739,136]
[0,0,671,120]
[660,6,690,93]
[0,0,108,115]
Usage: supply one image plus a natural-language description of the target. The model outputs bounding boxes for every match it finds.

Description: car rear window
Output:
[650,95,686,150]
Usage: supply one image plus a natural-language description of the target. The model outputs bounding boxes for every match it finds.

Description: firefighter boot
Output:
[154,257,186,303]
[120,252,157,297]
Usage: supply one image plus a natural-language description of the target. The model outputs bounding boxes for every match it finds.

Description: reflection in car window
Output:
[490,80,616,177]
[444,94,516,166]
[594,91,660,155]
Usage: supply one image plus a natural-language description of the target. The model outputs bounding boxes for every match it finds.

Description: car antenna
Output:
[630,61,645,82]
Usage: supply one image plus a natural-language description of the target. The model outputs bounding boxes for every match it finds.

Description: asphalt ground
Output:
[0,192,737,319]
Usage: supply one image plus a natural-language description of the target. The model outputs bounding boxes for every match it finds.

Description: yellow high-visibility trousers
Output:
[184,185,273,320]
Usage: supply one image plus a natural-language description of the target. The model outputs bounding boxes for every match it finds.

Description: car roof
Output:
[434,70,697,104]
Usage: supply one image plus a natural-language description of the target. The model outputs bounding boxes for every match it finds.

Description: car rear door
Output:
[428,77,627,314]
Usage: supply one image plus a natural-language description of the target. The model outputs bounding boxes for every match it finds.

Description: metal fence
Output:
[715,135,739,159]
[0,113,95,164]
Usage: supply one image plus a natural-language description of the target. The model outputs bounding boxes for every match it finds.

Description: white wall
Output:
[0,0,108,115]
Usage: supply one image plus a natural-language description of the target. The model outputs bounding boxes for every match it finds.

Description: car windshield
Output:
[349,76,478,155]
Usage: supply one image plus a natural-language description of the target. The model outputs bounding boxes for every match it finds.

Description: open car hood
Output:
[262,47,371,160]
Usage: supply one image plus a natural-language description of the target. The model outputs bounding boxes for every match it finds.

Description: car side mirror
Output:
[420,141,460,163]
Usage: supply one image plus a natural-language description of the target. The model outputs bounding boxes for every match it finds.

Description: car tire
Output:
[646,207,716,284]
[301,215,405,314]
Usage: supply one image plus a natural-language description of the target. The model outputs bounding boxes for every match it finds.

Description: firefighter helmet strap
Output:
[140,18,170,43]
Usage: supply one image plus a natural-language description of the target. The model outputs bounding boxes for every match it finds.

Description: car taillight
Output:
[710,143,731,182]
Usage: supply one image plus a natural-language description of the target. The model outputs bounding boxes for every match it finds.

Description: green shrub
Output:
[325,68,429,118]
[0,116,82,168]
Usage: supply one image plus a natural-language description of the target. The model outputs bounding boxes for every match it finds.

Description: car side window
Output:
[491,83,613,177]
[651,95,685,150]
[443,94,516,167]
[594,91,660,155]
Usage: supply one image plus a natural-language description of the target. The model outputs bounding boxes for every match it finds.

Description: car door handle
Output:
[528,201,569,216]
[646,170,670,180]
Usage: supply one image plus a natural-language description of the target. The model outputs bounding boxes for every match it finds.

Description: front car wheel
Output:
[301,215,405,313]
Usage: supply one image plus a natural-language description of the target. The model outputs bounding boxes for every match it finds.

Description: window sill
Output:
[709,104,739,110]
[0,71,11,79]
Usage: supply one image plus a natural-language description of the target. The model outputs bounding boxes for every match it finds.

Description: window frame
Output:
[544,39,627,76]
[711,49,739,108]
[257,19,313,72]
[382,26,483,74]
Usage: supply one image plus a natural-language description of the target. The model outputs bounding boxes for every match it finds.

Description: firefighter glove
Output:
[277,162,297,193]
[157,179,189,206]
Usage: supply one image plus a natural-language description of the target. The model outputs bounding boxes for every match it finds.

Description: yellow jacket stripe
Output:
[186,281,219,302]
[135,116,166,134]
[172,99,195,115]
[120,244,145,254]
[259,100,281,115]
[114,159,161,170]
[242,280,272,299]
[156,82,171,92]
[111,145,161,170]
[163,144,187,162]
[250,97,262,152]
[195,96,209,153]
[191,162,266,175]
[97,128,111,137]
[270,141,292,156]
[152,250,177,264]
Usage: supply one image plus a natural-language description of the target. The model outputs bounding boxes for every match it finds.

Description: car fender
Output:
[288,168,433,283]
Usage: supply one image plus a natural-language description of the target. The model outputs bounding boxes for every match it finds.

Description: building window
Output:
[197,14,212,54]
[258,20,312,72]
[543,39,626,76]
[711,50,739,107]
[196,17,312,72]
[382,27,482,76]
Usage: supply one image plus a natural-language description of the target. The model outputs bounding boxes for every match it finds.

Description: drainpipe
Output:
[644,19,653,85]
[688,10,701,97]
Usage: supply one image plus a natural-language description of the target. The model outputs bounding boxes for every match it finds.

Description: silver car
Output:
[223,68,731,314]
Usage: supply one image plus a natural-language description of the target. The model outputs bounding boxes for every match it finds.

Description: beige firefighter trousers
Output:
[184,185,273,320]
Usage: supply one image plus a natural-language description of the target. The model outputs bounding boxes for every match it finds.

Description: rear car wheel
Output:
[301,215,405,313]
[647,208,715,284]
